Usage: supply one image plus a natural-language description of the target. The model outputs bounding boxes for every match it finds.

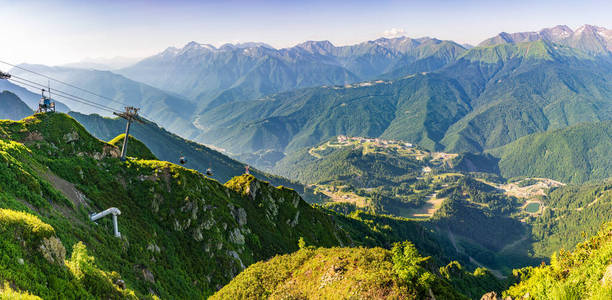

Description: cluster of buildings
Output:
[336,135,413,149]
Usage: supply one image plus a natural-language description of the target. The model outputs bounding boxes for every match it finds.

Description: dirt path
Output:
[407,194,444,218]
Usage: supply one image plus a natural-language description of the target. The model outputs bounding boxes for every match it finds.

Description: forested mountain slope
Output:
[194,40,612,166]
[1,113,513,298]
[488,120,612,184]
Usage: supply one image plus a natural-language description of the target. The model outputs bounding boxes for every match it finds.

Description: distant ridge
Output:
[479,24,612,55]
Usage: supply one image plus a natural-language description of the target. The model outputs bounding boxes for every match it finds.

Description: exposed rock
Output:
[63,131,79,143]
[481,292,499,300]
[228,250,245,270]
[228,204,247,226]
[146,243,161,253]
[289,211,300,227]
[24,131,44,142]
[229,228,245,245]
[602,264,612,286]
[38,237,66,265]
[141,267,155,283]
[115,279,126,290]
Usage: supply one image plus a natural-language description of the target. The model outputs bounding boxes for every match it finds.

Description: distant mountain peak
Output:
[183,41,216,51]
[479,24,612,54]
[219,42,275,50]
[295,40,335,54]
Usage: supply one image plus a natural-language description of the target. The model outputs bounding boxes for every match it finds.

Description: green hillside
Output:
[0,112,521,298]
[211,244,468,299]
[527,180,612,258]
[504,222,612,299]
[108,134,157,160]
[68,112,313,198]
[0,113,350,298]
[489,120,612,184]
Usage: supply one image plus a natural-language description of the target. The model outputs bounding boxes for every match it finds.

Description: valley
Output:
[1,17,612,299]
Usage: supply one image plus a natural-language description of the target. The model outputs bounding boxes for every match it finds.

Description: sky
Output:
[0,0,611,66]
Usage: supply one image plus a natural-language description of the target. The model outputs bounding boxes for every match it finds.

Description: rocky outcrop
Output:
[39,237,66,265]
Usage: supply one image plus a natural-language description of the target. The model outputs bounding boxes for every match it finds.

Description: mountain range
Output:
[479,25,612,56]
[193,40,612,169]
[9,64,199,138]
[118,37,467,110]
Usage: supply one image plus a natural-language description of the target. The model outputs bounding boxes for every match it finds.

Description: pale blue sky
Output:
[1,0,610,65]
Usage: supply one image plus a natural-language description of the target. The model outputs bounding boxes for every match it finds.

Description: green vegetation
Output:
[69,112,313,200]
[528,180,612,258]
[211,244,465,299]
[191,40,612,165]
[274,137,497,217]
[489,120,612,184]
[0,209,137,299]
[108,134,157,160]
[504,222,612,299]
[0,113,349,298]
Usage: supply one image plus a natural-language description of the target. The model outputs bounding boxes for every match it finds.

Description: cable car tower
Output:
[113,106,144,161]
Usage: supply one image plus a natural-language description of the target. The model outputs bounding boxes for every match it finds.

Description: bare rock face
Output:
[38,237,66,265]
[480,291,512,300]
[63,131,79,143]
[142,268,155,283]
[602,264,612,286]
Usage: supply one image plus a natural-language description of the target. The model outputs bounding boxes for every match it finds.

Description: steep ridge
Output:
[67,111,316,199]
[0,91,32,120]
[439,41,612,152]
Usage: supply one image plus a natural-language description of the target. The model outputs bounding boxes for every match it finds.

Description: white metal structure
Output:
[90,207,122,237]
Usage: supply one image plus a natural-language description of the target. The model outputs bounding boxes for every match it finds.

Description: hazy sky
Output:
[1,0,611,66]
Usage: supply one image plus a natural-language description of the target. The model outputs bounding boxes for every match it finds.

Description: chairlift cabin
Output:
[179,156,186,165]
[37,88,55,113]
[206,168,213,176]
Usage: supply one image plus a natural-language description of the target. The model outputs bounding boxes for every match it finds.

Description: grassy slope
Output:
[68,112,322,203]
[504,222,612,299]
[211,243,468,299]
[0,113,348,298]
[108,134,158,160]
